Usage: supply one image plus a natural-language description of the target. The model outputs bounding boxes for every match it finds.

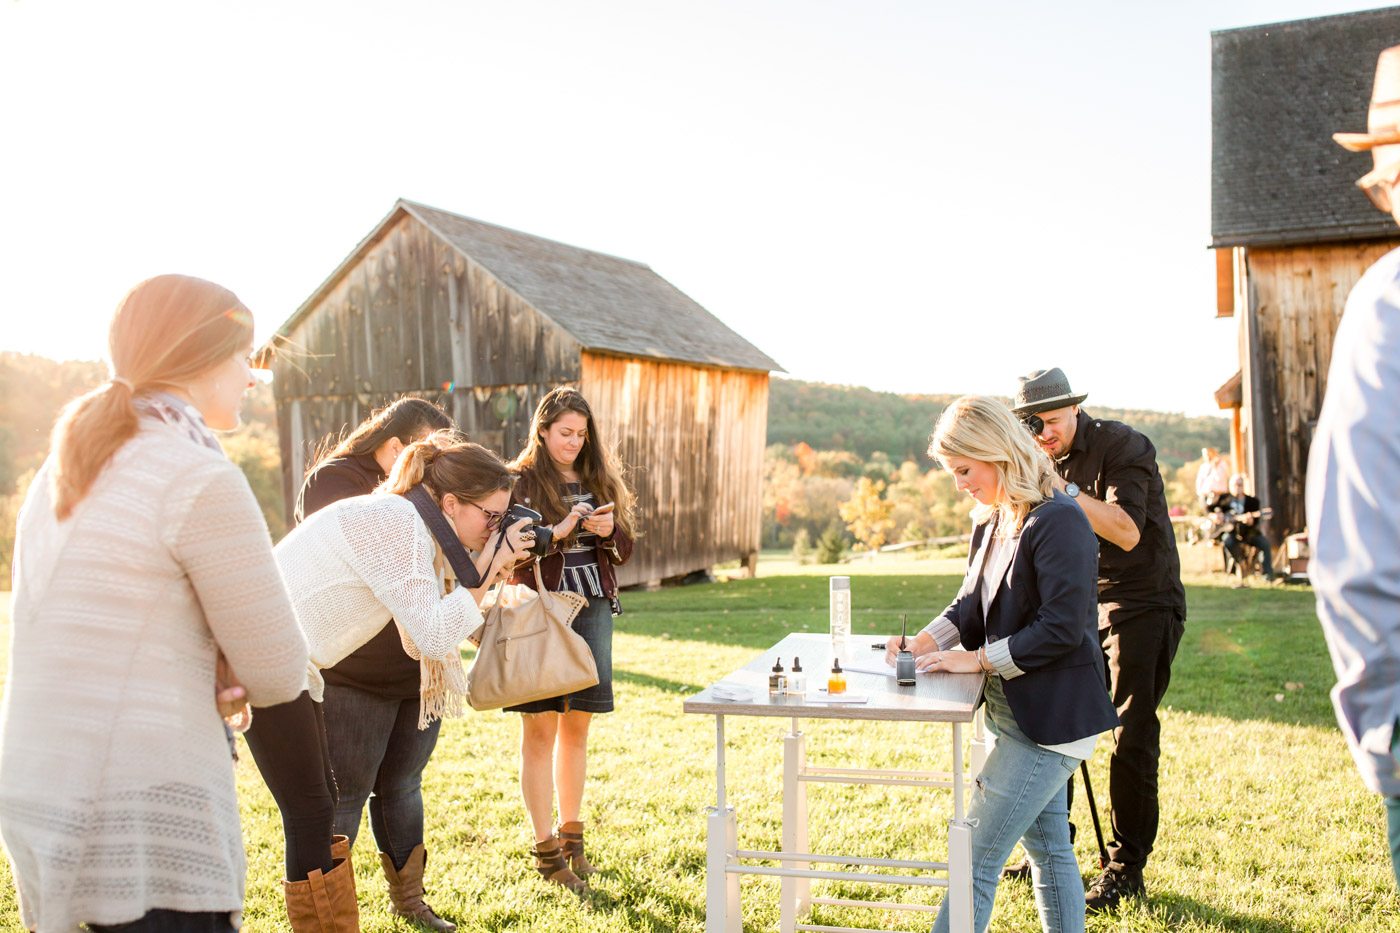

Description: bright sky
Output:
[1,0,1390,416]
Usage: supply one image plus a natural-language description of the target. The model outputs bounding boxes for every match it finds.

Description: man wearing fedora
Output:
[1311,44,1400,887]
[1011,368,1186,911]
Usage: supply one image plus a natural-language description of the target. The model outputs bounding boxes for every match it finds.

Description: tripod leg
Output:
[1080,760,1109,869]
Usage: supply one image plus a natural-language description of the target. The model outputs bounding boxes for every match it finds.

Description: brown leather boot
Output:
[283,854,360,932]
[531,836,587,894]
[379,845,456,932]
[557,821,596,877]
[331,835,350,863]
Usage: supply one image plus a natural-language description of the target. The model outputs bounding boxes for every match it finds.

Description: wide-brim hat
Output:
[1011,367,1087,416]
[1334,45,1400,187]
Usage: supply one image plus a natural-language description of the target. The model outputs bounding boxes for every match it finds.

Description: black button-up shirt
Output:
[1055,410,1186,620]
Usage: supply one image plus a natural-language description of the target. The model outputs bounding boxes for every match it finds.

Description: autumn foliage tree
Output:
[839,477,896,551]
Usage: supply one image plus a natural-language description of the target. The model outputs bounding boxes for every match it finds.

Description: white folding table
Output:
[684,632,987,933]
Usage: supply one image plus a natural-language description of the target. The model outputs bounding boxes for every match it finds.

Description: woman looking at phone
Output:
[295,397,458,931]
[0,275,309,932]
[506,387,635,893]
[252,432,530,929]
[884,396,1117,933]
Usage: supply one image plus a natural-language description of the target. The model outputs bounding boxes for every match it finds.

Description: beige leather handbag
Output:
[467,563,599,711]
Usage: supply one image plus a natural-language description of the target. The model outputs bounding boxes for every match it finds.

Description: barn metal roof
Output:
[1212,7,1400,248]
[280,199,782,373]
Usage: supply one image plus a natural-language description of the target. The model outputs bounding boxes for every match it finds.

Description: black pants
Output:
[88,910,235,932]
[244,691,337,882]
[322,683,442,869]
[1098,604,1185,875]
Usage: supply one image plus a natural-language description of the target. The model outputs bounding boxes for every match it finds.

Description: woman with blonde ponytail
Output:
[267,431,532,929]
[0,275,311,932]
[882,396,1117,933]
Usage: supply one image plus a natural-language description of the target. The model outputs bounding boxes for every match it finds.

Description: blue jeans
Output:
[322,683,442,869]
[934,678,1085,933]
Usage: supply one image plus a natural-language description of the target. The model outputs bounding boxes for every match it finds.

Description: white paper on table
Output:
[709,683,755,702]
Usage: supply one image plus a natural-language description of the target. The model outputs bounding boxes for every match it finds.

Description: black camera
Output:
[503,503,554,558]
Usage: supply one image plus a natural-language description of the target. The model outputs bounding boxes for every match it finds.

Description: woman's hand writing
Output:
[884,631,935,667]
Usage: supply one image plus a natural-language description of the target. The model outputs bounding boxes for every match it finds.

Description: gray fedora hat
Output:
[1011,367,1088,416]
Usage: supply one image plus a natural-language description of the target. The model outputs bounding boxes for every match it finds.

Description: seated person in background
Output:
[1208,474,1275,580]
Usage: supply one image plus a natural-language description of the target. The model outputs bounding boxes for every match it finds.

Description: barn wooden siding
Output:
[271,212,582,512]
[581,352,768,587]
[1238,239,1400,539]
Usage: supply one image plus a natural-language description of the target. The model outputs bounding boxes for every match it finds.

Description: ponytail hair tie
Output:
[111,376,135,391]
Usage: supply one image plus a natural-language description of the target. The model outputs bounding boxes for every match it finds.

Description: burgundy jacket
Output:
[508,489,634,598]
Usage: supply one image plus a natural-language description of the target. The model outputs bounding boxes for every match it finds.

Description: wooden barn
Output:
[1211,7,1400,543]
[265,199,782,587]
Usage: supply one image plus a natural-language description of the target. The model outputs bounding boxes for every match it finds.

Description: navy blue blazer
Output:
[927,492,1119,745]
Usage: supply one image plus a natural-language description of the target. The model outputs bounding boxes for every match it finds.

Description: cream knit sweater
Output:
[0,421,310,932]
[272,493,485,718]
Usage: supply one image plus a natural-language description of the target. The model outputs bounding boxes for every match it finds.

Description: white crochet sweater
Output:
[272,493,485,717]
[0,421,310,931]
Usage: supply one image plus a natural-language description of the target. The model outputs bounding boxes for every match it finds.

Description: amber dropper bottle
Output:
[828,659,846,695]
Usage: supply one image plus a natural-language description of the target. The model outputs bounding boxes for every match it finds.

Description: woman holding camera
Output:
[295,398,459,931]
[885,396,1117,933]
[506,387,635,893]
[253,431,530,929]
[1,275,310,932]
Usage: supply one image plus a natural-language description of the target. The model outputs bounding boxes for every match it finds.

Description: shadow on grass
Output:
[613,669,706,695]
[1139,890,1313,932]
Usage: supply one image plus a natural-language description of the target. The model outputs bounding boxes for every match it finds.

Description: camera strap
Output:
[404,484,483,589]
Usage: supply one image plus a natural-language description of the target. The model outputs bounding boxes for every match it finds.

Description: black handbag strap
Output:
[403,484,483,589]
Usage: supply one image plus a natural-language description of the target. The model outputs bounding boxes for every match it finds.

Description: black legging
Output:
[243,691,337,881]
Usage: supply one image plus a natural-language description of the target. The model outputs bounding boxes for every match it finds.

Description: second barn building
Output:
[267,199,782,587]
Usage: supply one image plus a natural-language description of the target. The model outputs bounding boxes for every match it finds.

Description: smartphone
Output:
[590,502,615,515]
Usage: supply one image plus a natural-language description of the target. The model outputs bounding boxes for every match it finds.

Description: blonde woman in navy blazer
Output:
[886,396,1118,933]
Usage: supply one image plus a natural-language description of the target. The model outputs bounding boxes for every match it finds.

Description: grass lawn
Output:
[1,551,1398,931]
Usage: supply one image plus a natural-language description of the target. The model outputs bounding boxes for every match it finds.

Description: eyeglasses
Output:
[1020,413,1045,436]
[1357,159,1400,212]
[466,501,503,530]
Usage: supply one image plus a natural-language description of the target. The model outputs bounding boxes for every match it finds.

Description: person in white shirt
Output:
[0,274,310,933]
[1194,447,1230,510]
[885,396,1117,933]
[252,432,530,929]
[1313,42,1400,888]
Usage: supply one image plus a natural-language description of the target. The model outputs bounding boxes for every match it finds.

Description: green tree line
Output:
[768,377,1231,471]
[0,360,1233,586]
[764,378,1233,560]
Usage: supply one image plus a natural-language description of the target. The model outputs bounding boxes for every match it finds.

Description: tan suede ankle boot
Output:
[379,845,456,932]
[531,836,587,894]
[557,821,596,877]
